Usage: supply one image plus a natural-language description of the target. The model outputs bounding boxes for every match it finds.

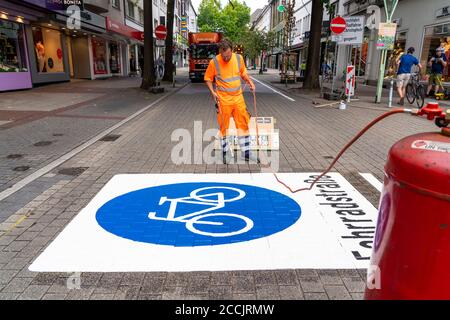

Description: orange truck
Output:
[188,32,223,82]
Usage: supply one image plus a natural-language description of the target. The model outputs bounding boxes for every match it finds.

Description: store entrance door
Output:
[109,42,121,75]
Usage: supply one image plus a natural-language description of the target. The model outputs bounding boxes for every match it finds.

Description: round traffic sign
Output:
[330,16,347,35]
[155,25,167,40]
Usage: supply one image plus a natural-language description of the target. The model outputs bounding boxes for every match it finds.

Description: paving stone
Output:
[137,294,162,300]
[0,269,19,285]
[274,270,298,285]
[351,292,365,300]
[232,293,257,300]
[278,285,304,300]
[1,277,33,293]
[140,277,165,294]
[254,271,277,286]
[299,277,325,293]
[210,272,233,286]
[304,292,329,300]
[208,285,233,300]
[0,292,20,300]
[342,277,366,293]
[113,285,140,300]
[65,287,95,300]
[231,276,255,294]
[42,293,68,300]
[324,285,352,300]
[161,286,184,300]
[90,293,115,300]
[17,285,50,300]
[256,285,280,300]
[120,273,145,286]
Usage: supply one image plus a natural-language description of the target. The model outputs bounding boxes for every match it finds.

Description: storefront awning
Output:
[106,17,143,43]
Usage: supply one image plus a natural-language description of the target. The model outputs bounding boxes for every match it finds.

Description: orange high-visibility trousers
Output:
[217,98,250,137]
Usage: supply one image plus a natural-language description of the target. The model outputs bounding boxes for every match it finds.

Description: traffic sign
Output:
[330,16,346,34]
[155,24,167,40]
[346,65,356,97]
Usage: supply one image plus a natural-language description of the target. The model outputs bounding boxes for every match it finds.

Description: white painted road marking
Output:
[29,173,378,272]
[359,173,383,193]
[359,172,383,192]
[251,77,296,102]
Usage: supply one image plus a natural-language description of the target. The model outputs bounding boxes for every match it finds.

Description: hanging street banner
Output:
[376,22,397,50]
[332,16,365,45]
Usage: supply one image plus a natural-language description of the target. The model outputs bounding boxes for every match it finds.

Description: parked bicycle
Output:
[405,72,426,108]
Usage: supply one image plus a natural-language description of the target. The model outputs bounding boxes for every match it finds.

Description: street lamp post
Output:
[375,0,398,103]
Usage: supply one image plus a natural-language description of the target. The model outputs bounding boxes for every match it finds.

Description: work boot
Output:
[221,137,233,164]
[238,136,260,164]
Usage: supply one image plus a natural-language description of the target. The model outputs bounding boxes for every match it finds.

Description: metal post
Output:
[376,0,399,103]
[331,44,337,93]
[388,78,393,108]
[376,49,387,103]
[358,45,362,76]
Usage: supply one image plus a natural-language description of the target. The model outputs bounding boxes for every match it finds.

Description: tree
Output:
[163,0,175,82]
[197,0,250,44]
[302,0,325,90]
[141,0,156,90]
[197,0,222,32]
[242,30,276,74]
[219,0,250,44]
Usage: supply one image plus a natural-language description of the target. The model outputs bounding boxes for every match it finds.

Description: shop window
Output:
[112,0,120,9]
[0,20,27,72]
[139,8,144,24]
[109,42,121,74]
[32,26,64,73]
[92,38,107,75]
[420,24,450,80]
[127,1,135,20]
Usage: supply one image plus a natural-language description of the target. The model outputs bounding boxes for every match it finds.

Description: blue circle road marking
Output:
[96,182,301,246]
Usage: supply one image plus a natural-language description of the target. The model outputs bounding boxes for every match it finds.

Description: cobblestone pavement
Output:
[0,71,438,300]
[0,75,187,222]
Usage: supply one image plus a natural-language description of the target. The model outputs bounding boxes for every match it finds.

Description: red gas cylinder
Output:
[365,131,450,300]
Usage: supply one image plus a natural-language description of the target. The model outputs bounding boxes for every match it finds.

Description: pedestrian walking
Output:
[396,47,421,105]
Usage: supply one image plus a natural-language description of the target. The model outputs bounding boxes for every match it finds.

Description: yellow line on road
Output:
[0,211,32,237]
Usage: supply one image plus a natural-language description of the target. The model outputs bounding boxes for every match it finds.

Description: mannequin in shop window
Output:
[388,44,404,77]
[35,40,46,72]
[97,54,106,72]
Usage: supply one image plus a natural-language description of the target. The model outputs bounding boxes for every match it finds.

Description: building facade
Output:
[0,0,197,92]
[335,0,450,84]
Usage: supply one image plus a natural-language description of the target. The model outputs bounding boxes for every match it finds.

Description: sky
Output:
[191,0,266,15]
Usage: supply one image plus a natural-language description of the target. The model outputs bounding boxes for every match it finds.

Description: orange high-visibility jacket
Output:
[204,53,247,106]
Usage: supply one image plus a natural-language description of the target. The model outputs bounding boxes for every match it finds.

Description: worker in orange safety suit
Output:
[204,39,258,164]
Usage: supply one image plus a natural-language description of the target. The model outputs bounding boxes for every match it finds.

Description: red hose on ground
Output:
[248,87,409,193]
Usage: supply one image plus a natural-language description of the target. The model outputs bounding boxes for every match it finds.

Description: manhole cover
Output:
[57,167,89,176]
[13,166,30,172]
[53,133,64,137]
[33,141,53,147]
[7,154,23,159]
[99,134,121,142]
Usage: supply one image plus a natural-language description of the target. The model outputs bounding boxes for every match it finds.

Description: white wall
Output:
[292,0,312,47]
[254,5,271,32]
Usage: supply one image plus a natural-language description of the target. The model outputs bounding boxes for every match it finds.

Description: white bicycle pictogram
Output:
[148,186,254,237]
